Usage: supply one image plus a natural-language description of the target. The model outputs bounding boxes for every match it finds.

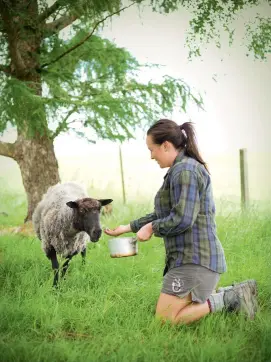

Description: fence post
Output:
[239,148,249,210]
[119,144,126,204]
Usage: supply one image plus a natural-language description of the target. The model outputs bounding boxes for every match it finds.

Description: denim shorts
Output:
[161,264,220,303]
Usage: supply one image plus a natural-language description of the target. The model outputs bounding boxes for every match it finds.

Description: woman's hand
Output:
[136,222,153,242]
[104,224,131,237]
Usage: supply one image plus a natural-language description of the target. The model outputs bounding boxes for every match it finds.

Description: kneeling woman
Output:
[105,119,257,324]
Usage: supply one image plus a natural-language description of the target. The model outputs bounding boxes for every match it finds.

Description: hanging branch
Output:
[41,1,137,69]
[51,106,78,139]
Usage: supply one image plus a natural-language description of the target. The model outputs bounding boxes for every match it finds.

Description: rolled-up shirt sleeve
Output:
[130,212,158,233]
[152,170,200,237]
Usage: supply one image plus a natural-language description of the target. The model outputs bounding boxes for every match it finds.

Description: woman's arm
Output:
[130,212,158,233]
[104,212,157,237]
[104,224,131,236]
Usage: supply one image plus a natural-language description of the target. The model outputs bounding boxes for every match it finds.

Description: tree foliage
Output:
[184,0,271,59]
[40,28,199,142]
[246,14,271,59]
[0,0,204,143]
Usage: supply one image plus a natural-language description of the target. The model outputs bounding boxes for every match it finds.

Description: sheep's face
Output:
[66,198,113,242]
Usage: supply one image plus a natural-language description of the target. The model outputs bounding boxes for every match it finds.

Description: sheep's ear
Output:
[99,199,113,206]
[66,201,78,209]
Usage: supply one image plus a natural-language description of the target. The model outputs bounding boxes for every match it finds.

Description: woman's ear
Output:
[163,141,170,152]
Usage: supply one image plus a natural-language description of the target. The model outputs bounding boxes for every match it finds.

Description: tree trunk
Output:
[14,134,60,222]
[0,0,61,222]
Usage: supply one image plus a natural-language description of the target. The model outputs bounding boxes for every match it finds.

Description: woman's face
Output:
[146,135,169,168]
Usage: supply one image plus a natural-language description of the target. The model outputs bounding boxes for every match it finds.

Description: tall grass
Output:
[0,188,271,362]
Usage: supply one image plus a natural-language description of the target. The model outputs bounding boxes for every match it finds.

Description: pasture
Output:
[0,187,271,362]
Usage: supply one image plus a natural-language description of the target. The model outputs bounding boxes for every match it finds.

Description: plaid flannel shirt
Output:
[130,151,227,274]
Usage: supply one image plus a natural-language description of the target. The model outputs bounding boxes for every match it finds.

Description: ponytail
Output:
[180,122,209,173]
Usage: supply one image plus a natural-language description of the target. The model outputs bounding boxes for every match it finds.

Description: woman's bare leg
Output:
[156,292,210,325]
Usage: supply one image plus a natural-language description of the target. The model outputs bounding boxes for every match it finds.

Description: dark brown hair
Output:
[147,119,209,172]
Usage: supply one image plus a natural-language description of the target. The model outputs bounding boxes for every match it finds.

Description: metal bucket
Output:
[108,237,138,258]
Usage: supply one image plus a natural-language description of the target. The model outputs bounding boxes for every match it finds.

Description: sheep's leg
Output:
[81,248,86,265]
[46,246,59,287]
[61,256,72,278]
[61,250,78,279]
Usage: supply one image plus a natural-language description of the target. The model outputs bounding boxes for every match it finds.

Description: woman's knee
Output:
[155,292,192,321]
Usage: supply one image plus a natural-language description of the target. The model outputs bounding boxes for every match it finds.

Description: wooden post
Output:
[119,145,126,204]
[239,148,249,210]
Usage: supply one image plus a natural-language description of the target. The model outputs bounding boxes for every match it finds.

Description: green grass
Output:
[0,189,271,362]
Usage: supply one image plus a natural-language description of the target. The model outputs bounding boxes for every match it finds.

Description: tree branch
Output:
[0,64,11,75]
[41,1,137,69]
[43,14,78,36]
[51,106,78,139]
[38,1,63,22]
[0,140,15,159]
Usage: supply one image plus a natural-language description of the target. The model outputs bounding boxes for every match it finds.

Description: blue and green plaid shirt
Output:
[130,151,227,274]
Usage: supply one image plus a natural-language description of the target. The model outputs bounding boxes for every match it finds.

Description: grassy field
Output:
[0,188,271,362]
